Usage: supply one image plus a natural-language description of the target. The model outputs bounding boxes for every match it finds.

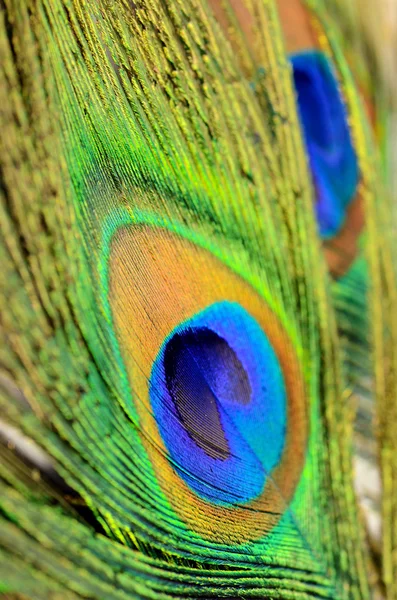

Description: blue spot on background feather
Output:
[290,50,359,238]
[150,301,287,506]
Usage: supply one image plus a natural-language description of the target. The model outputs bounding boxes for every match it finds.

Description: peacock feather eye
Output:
[276,0,366,277]
[290,50,359,239]
[109,224,307,543]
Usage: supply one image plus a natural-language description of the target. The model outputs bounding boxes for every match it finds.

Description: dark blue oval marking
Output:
[149,301,287,506]
[290,50,359,239]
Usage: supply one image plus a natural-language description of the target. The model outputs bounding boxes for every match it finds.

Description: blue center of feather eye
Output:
[164,328,251,460]
[290,50,359,239]
[150,301,287,506]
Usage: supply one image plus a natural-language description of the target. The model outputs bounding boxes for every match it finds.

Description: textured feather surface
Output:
[317,2,397,595]
[0,0,396,598]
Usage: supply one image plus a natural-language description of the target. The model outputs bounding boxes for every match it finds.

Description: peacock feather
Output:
[0,0,396,598]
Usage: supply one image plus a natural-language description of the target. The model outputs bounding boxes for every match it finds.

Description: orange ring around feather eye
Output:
[109,225,308,544]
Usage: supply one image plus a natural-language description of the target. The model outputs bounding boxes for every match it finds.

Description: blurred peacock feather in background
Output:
[0,0,396,598]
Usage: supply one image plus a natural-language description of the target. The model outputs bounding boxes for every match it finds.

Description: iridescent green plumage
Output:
[0,0,396,598]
